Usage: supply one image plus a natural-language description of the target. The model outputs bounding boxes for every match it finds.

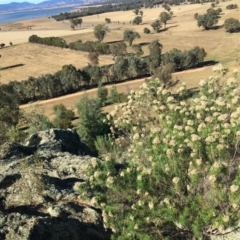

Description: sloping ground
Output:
[0,129,109,240]
[0,43,113,84]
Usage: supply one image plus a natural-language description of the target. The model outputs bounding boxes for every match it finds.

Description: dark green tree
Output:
[133,8,139,15]
[97,82,108,106]
[0,84,19,144]
[224,18,240,33]
[76,97,110,151]
[105,18,111,23]
[143,27,150,34]
[87,52,99,65]
[110,56,129,80]
[123,30,141,46]
[110,42,127,60]
[159,12,171,28]
[94,24,110,42]
[52,104,74,129]
[69,18,82,29]
[132,16,142,25]
[162,4,171,12]
[151,19,162,32]
[226,4,238,9]
[148,40,163,73]
[110,85,121,103]
[197,13,218,30]
[132,44,144,57]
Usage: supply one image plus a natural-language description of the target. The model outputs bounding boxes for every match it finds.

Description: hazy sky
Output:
[0,0,43,4]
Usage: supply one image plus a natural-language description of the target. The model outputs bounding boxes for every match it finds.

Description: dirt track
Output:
[20,66,213,117]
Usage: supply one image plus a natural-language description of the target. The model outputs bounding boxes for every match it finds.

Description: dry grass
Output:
[2,0,240,117]
[0,43,113,83]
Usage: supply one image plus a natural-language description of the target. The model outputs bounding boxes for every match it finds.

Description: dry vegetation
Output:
[1,0,240,117]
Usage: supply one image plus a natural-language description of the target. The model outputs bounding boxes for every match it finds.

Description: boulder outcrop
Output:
[0,129,109,240]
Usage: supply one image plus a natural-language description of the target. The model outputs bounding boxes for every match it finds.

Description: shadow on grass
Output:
[198,60,219,67]
[159,25,179,32]
[174,60,219,72]
[211,25,224,30]
[0,63,25,71]
[139,42,151,46]
[107,40,124,44]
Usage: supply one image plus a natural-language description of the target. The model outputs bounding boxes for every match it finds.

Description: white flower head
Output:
[199,79,206,87]
[134,224,139,230]
[196,159,202,166]
[172,177,180,184]
[148,201,154,209]
[222,215,229,223]
[209,175,216,183]
[167,96,174,103]
[230,184,239,193]
[91,158,98,168]
[94,171,100,178]
[163,198,170,204]
[152,137,160,145]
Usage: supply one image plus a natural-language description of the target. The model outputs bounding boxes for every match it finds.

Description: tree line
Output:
[2,43,207,104]
[29,35,68,48]
[52,2,144,21]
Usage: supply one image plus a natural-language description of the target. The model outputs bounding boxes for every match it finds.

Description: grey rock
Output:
[0,142,35,160]
[25,128,92,156]
[0,129,110,240]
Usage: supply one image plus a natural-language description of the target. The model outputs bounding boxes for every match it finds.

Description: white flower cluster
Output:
[97,67,240,236]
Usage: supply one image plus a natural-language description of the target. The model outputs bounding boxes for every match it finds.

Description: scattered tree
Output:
[0,43,5,48]
[97,82,108,106]
[69,18,82,30]
[87,52,99,65]
[140,10,143,17]
[52,104,74,129]
[9,42,13,46]
[148,40,163,73]
[207,7,222,16]
[132,44,144,57]
[226,4,238,10]
[123,30,141,46]
[94,24,110,42]
[143,27,151,34]
[162,4,171,12]
[151,19,162,32]
[133,8,139,15]
[105,18,111,24]
[132,16,142,25]
[197,13,218,30]
[224,18,240,33]
[159,12,171,28]
[152,63,175,86]
[194,13,199,20]
[110,42,127,60]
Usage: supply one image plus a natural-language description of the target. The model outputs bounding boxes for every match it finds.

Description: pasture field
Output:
[1,0,240,117]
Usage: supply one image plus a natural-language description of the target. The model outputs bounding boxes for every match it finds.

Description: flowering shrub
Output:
[81,66,240,239]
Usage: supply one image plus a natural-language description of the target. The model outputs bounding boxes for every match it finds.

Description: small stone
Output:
[47,206,61,217]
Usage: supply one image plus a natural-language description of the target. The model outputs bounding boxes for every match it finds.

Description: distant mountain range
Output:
[0,0,96,13]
